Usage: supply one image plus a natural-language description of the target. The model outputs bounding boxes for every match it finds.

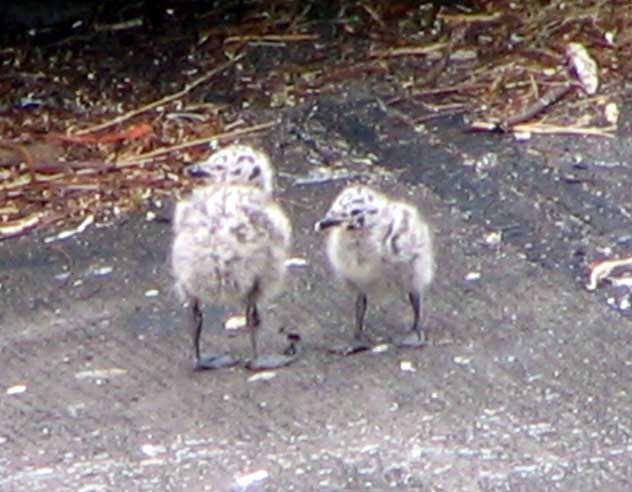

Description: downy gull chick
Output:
[315,184,434,354]
[171,145,295,370]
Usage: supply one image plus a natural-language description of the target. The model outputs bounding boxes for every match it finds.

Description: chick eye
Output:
[350,209,362,216]
[249,166,262,180]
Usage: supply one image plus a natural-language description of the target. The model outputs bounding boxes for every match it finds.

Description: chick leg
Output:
[245,287,298,371]
[329,292,371,356]
[190,297,239,371]
[247,297,261,360]
[393,290,426,348]
[354,292,368,340]
[409,290,423,340]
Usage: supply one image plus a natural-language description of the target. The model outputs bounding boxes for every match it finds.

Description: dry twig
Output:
[75,54,245,135]
[224,34,318,44]
[509,122,615,138]
[499,82,573,130]
[370,42,448,58]
[587,256,632,290]
[117,120,278,165]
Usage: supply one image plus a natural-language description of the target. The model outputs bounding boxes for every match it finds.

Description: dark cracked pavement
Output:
[2,91,632,491]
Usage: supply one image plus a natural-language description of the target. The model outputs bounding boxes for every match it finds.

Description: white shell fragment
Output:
[74,368,127,380]
[6,384,27,395]
[88,265,113,277]
[144,289,160,298]
[586,256,632,291]
[371,343,390,353]
[233,470,269,489]
[465,271,481,281]
[224,315,247,331]
[514,130,532,141]
[604,31,616,45]
[566,43,599,95]
[44,215,94,243]
[484,231,502,246]
[610,277,632,288]
[604,102,619,126]
[141,444,167,457]
[247,371,277,382]
[284,257,308,268]
[400,360,416,372]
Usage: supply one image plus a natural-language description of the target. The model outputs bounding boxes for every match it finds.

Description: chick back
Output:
[172,184,292,306]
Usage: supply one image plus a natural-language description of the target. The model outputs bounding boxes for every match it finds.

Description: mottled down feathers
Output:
[171,145,292,307]
[316,185,434,296]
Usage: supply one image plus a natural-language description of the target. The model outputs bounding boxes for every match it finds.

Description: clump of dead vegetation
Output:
[0,0,628,239]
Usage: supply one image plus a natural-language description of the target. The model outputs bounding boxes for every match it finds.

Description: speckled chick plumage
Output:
[171,145,291,308]
[172,184,291,306]
[318,184,434,299]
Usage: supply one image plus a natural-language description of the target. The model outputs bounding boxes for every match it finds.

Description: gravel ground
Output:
[1,2,632,490]
[2,94,632,491]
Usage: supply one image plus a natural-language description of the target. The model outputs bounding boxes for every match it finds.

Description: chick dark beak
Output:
[314,218,342,232]
[184,164,210,179]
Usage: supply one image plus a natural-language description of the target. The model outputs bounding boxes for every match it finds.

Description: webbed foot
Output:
[393,331,426,349]
[328,339,372,356]
[194,354,240,371]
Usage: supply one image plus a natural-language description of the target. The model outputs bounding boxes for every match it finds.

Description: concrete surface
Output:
[1,93,632,492]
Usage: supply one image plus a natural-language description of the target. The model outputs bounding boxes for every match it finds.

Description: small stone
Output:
[284,257,308,268]
[605,102,619,125]
[247,371,277,382]
[371,343,390,353]
[514,131,532,141]
[453,356,471,365]
[6,384,27,395]
[233,470,269,489]
[141,444,166,457]
[484,231,502,246]
[91,266,113,276]
[605,31,616,45]
[225,315,247,331]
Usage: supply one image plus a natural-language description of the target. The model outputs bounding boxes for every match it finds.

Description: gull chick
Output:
[171,145,296,370]
[315,185,434,354]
